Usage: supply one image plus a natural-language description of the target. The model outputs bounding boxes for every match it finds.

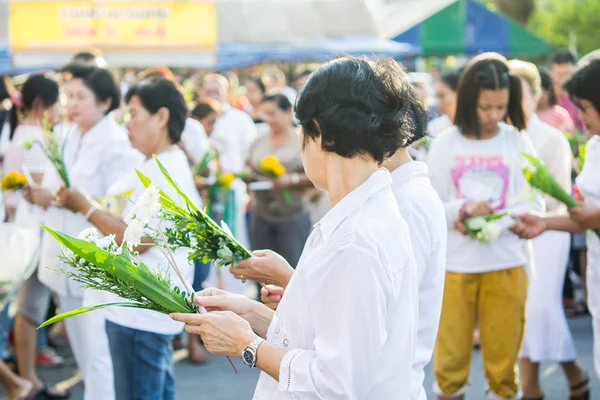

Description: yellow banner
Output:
[9,1,216,52]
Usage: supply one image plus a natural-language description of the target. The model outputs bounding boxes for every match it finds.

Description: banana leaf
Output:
[138,158,251,259]
[39,302,147,328]
[43,227,195,314]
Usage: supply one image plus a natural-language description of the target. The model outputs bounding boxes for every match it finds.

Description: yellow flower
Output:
[523,168,532,182]
[260,155,279,172]
[217,173,236,189]
[272,164,286,177]
[1,171,28,191]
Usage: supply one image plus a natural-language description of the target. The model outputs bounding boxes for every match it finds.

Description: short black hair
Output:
[295,56,423,163]
[61,63,120,115]
[262,93,292,111]
[440,71,461,92]
[191,102,216,120]
[552,49,577,65]
[126,78,187,144]
[454,54,526,137]
[245,76,266,94]
[9,74,59,140]
[539,70,557,107]
[564,60,600,114]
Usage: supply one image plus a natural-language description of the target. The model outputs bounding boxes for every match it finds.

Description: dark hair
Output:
[245,76,266,94]
[71,50,107,68]
[0,77,9,102]
[191,102,216,120]
[539,70,557,107]
[8,74,59,140]
[295,56,423,163]
[440,71,461,92]
[552,49,577,65]
[564,60,600,114]
[262,94,292,112]
[454,55,526,137]
[61,64,120,115]
[126,78,187,144]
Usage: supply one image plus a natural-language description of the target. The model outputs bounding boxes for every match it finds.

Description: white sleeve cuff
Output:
[278,348,304,393]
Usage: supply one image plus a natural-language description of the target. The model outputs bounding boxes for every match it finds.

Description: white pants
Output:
[521,231,576,362]
[59,295,115,400]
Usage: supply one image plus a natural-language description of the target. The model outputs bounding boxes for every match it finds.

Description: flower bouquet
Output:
[521,153,600,238]
[40,156,254,325]
[21,114,70,187]
[464,212,513,244]
[257,155,293,205]
[1,171,27,191]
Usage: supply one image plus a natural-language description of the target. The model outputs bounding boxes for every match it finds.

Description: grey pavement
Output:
[19,316,596,400]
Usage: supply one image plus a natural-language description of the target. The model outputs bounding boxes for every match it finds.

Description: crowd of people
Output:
[0,47,598,400]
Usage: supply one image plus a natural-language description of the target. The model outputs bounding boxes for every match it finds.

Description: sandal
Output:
[30,382,70,400]
[569,375,590,400]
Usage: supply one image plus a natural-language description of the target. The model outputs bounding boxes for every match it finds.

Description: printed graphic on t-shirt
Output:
[451,155,510,210]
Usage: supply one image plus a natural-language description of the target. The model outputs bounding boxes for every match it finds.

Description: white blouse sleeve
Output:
[278,245,394,399]
[426,134,465,227]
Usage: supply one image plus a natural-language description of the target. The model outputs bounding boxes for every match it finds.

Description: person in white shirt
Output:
[410,71,460,163]
[26,64,139,400]
[56,77,200,399]
[512,60,600,396]
[227,71,448,400]
[172,56,419,399]
[3,75,70,400]
[508,59,589,400]
[427,53,541,400]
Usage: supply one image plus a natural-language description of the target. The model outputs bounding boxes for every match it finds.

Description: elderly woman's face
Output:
[126,95,163,158]
[299,127,327,190]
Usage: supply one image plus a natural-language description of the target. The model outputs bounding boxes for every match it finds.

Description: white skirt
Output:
[521,230,576,362]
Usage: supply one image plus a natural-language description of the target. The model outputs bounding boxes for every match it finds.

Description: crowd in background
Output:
[0,47,598,399]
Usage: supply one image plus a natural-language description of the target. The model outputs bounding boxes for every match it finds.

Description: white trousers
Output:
[521,231,576,362]
[59,295,115,400]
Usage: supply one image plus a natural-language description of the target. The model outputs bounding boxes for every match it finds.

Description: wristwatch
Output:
[242,337,266,368]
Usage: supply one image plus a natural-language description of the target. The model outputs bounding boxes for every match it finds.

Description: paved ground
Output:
[20,316,596,399]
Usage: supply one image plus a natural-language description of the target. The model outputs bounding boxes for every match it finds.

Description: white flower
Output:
[477,222,503,243]
[124,220,145,249]
[96,234,116,250]
[78,228,99,242]
[126,184,161,225]
[465,217,487,231]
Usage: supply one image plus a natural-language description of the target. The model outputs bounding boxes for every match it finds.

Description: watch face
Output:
[243,349,254,366]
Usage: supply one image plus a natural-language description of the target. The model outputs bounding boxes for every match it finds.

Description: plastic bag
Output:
[0,197,41,310]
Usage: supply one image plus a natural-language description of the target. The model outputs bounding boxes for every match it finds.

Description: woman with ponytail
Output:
[427,53,542,400]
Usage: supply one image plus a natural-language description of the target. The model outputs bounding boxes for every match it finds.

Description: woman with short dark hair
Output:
[55,77,202,399]
[171,56,420,398]
[513,60,600,385]
[427,53,541,400]
[26,64,140,400]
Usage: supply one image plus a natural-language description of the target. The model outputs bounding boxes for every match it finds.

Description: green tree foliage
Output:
[528,0,600,56]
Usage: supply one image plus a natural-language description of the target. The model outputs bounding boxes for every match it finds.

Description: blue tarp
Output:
[216,36,419,70]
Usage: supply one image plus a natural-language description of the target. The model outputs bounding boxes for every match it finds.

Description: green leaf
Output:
[153,155,200,213]
[42,227,193,313]
[39,302,148,328]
